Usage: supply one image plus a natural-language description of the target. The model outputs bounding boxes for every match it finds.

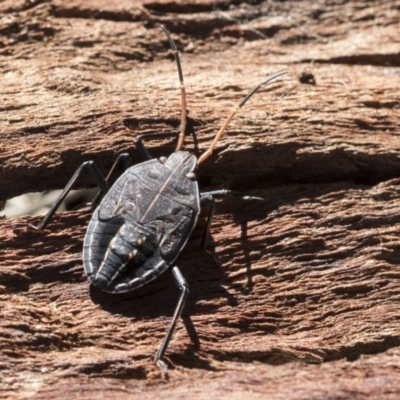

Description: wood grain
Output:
[1,1,400,398]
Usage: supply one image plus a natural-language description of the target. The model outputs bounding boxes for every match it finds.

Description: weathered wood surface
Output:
[1,0,400,398]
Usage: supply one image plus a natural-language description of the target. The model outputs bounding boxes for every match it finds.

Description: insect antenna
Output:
[197,70,286,165]
[159,25,187,152]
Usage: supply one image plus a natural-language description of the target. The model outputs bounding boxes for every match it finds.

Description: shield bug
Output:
[14,25,286,375]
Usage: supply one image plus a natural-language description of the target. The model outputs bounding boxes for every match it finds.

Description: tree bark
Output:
[1,0,400,398]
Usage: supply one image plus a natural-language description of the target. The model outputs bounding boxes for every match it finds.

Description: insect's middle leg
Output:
[199,194,218,264]
[200,190,264,264]
[14,153,133,231]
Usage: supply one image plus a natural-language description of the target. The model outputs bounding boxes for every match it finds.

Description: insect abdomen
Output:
[83,210,167,293]
[83,211,122,274]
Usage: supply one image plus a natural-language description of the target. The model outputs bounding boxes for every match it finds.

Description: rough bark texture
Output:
[1,0,400,398]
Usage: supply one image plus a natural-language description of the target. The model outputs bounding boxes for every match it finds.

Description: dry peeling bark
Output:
[1,0,400,398]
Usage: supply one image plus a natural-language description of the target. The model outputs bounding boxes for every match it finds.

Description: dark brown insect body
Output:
[83,152,199,293]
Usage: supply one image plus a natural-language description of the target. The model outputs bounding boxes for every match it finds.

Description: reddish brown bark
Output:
[1,1,400,398]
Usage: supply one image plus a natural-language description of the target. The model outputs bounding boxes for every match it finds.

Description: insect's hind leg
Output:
[14,160,110,231]
[154,266,189,377]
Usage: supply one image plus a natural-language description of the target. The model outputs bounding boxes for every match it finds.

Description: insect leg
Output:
[14,161,109,231]
[91,152,132,206]
[200,190,263,264]
[154,266,189,377]
[199,194,218,265]
[201,189,263,201]
[134,132,179,161]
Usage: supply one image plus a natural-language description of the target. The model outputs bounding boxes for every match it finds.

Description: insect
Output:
[15,25,286,375]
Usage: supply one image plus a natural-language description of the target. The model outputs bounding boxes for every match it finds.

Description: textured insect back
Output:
[160,152,199,206]
[91,222,159,291]
[83,151,201,294]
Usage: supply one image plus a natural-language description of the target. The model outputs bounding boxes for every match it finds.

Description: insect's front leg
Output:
[134,132,179,161]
